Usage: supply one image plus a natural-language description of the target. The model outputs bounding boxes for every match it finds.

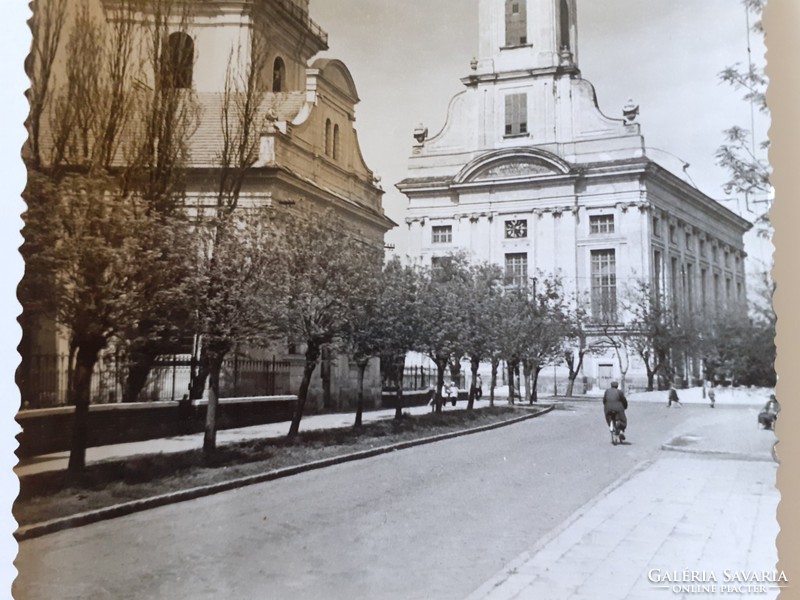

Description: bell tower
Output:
[475,0,578,74]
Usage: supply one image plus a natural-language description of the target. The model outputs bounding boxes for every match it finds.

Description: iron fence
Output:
[18,353,293,409]
[383,366,465,391]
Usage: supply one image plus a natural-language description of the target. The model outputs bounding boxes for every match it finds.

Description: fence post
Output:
[171,355,177,402]
[233,350,239,397]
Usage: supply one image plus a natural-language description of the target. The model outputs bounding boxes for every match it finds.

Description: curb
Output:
[15,406,553,541]
[660,442,777,463]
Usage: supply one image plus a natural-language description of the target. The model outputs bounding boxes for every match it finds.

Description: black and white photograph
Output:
[1,0,798,598]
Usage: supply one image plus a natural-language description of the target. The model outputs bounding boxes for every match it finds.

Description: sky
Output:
[310,0,770,255]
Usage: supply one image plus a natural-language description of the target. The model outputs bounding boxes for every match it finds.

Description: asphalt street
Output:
[14,402,746,600]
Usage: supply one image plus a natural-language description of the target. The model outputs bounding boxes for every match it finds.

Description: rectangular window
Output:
[653,250,662,299]
[591,249,617,322]
[685,232,692,251]
[505,252,528,287]
[432,225,452,244]
[726,277,732,301]
[737,282,743,301]
[590,214,615,234]
[713,273,720,306]
[504,93,528,136]
[701,268,708,314]
[699,240,705,258]
[652,216,661,237]
[724,251,730,268]
[670,257,679,313]
[505,0,528,46]
[685,263,694,311]
[712,245,719,263]
[669,224,677,244]
[431,256,453,271]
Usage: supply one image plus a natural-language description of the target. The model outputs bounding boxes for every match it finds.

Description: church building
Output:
[20,0,395,409]
[397,0,751,391]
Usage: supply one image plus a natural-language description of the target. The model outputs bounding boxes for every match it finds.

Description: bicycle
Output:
[607,410,625,445]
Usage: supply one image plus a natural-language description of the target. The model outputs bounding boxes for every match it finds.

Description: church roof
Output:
[188,92,308,167]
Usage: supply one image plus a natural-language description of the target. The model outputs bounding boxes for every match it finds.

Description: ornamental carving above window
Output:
[472,160,555,181]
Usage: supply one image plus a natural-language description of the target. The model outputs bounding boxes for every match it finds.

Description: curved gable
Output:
[311,58,359,103]
[455,148,573,184]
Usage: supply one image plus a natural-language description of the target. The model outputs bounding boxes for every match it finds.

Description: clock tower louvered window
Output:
[505,93,527,136]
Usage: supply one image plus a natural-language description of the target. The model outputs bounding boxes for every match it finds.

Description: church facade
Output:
[21,0,394,409]
[397,0,751,392]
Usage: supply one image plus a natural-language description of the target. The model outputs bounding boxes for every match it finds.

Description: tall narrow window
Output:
[653,250,662,300]
[333,124,340,160]
[505,252,528,287]
[273,57,285,92]
[701,268,708,314]
[165,32,194,89]
[685,264,694,311]
[559,0,571,50]
[324,119,332,157]
[713,273,720,306]
[505,0,527,46]
[504,93,527,136]
[670,257,679,313]
[591,249,617,322]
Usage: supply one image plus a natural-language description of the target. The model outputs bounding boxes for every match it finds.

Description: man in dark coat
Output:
[603,381,628,440]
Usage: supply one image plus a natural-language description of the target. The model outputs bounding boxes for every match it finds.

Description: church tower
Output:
[475,0,578,75]
[398,0,750,393]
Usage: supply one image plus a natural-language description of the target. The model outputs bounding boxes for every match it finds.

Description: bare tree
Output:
[26,0,68,169]
[188,31,271,452]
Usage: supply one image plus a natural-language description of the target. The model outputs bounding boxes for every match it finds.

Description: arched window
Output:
[325,119,332,156]
[505,0,527,46]
[272,57,286,92]
[560,0,571,51]
[165,32,194,89]
[333,124,340,160]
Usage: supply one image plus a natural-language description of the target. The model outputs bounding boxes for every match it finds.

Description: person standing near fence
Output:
[475,374,483,400]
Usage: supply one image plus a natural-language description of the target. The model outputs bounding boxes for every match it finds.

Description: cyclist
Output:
[603,381,628,442]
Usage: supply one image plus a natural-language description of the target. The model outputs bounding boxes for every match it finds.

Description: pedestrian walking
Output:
[667,384,682,408]
[708,387,715,408]
[475,374,483,400]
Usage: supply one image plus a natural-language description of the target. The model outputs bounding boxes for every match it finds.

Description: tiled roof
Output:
[188,91,307,166]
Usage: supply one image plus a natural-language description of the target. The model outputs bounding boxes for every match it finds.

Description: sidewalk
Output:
[466,407,780,600]
[14,397,504,478]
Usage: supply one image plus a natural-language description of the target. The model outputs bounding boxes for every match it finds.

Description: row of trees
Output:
[20,0,391,471]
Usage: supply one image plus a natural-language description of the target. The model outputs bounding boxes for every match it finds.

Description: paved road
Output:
[14,402,713,600]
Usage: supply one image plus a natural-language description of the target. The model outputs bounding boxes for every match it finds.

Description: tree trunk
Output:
[565,349,585,397]
[189,345,210,400]
[68,342,103,473]
[434,357,446,414]
[123,348,158,402]
[321,345,332,410]
[490,358,498,408]
[203,349,226,453]
[531,366,541,403]
[467,355,479,411]
[522,361,533,404]
[354,360,367,428]
[507,361,515,405]
[289,342,320,437]
[393,355,406,420]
